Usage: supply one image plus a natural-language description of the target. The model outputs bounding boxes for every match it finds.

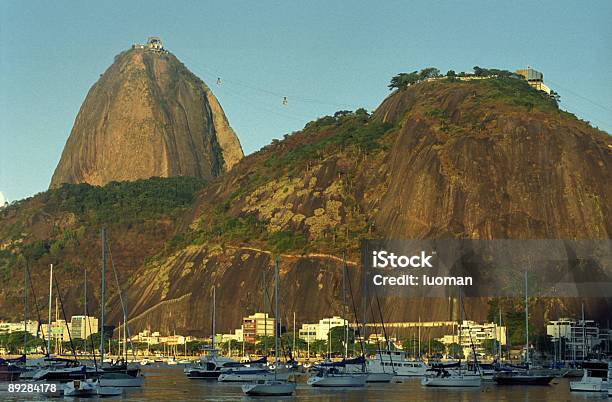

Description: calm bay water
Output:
[0,365,608,401]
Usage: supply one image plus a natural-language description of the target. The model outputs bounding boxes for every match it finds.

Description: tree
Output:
[388,71,420,90]
[328,325,355,356]
[473,66,490,77]
[481,339,500,357]
[427,339,446,357]
[446,70,456,77]
[448,342,464,359]
[402,337,420,358]
[419,67,441,80]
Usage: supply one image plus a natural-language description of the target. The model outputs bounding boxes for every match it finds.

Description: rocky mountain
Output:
[1,76,610,338]
[49,43,243,188]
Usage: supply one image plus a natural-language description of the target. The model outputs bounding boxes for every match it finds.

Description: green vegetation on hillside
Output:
[0,177,207,279]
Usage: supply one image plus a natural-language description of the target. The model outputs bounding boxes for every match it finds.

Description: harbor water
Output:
[0,365,606,401]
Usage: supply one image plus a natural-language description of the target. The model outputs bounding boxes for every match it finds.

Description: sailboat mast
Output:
[24,261,28,356]
[524,271,529,365]
[342,253,348,359]
[84,269,87,353]
[212,286,216,350]
[100,229,106,365]
[498,307,502,360]
[458,288,462,372]
[274,256,279,369]
[47,263,53,355]
[263,269,267,355]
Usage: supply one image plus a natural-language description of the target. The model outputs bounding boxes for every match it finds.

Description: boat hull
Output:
[242,381,296,396]
[186,370,222,379]
[494,375,554,385]
[218,370,289,382]
[421,375,482,387]
[307,374,367,387]
[98,374,144,387]
[366,372,394,383]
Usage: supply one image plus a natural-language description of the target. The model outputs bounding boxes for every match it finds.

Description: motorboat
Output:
[62,378,122,397]
[570,361,609,392]
[184,349,240,379]
[30,357,87,382]
[63,379,96,397]
[366,349,428,377]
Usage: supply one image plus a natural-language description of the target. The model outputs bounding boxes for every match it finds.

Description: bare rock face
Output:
[49,46,243,188]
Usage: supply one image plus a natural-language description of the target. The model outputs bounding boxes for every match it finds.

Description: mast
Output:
[100,229,106,366]
[498,306,502,361]
[84,269,87,352]
[342,252,348,360]
[524,271,529,366]
[47,263,53,356]
[212,286,216,350]
[581,303,585,361]
[274,256,279,377]
[263,269,267,355]
[23,261,28,357]
[458,287,462,372]
[124,279,128,363]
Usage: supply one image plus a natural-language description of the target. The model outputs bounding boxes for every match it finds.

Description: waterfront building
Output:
[0,320,39,337]
[298,316,346,342]
[242,312,275,344]
[547,318,608,360]
[439,320,506,356]
[69,315,98,340]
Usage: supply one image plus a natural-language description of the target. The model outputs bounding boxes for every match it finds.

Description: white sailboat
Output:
[242,256,296,396]
[493,272,553,386]
[422,289,482,388]
[308,254,367,388]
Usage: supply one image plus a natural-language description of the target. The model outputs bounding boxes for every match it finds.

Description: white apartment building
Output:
[298,316,347,342]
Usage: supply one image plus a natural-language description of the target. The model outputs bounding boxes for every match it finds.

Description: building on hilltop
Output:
[516,67,552,95]
[132,36,167,53]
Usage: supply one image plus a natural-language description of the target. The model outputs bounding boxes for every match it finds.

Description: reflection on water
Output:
[0,365,605,401]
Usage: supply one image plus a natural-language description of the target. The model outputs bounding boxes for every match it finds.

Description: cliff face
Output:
[2,77,610,336]
[49,48,243,188]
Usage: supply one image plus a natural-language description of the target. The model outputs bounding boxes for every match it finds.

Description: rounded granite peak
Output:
[50,44,243,188]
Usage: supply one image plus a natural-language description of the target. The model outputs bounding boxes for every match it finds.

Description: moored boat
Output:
[570,361,609,392]
[242,379,296,396]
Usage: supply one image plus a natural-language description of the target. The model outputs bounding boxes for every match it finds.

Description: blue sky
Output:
[1,0,611,202]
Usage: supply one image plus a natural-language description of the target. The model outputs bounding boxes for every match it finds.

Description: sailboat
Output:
[30,264,90,383]
[308,254,367,388]
[241,256,296,396]
[92,231,143,388]
[422,289,482,387]
[185,287,239,379]
[493,272,554,386]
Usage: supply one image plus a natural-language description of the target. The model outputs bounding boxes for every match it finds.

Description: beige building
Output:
[440,320,507,357]
[70,316,98,340]
[242,313,276,344]
[515,67,552,94]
